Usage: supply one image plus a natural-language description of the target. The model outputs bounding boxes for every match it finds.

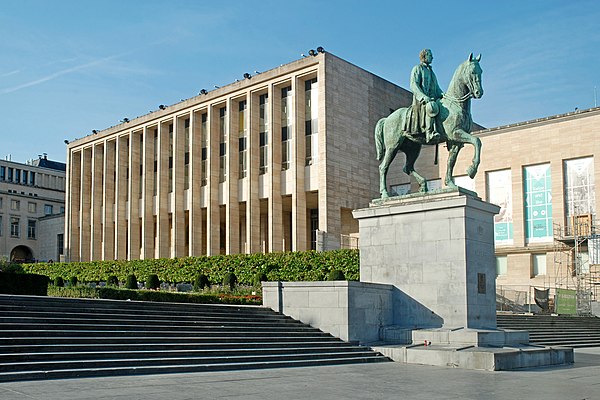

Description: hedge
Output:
[0,272,49,296]
[21,249,359,285]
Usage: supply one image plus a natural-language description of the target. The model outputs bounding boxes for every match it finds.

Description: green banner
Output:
[555,288,577,315]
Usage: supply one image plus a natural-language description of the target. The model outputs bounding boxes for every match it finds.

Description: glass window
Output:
[305,78,318,166]
[10,217,19,237]
[22,170,28,185]
[532,254,547,276]
[524,164,553,243]
[281,86,292,171]
[184,118,190,190]
[219,107,227,183]
[168,124,174,193]
[15,169,20,184]
[496,256,508,276]
[238,100,247,179]
[11,199,20,211]
[29,171,35,186]
[28,202,36,213]
[564,157,595,235]
[259,94,269,175]
[8,168,13,182]
[27,220,36,239]
[201,113,208,186]
[57,233,64,259]
[487,169,514,245]
[0,166,5,181]
[44,204,53,215]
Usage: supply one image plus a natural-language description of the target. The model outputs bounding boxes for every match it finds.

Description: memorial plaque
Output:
[477,273,486,294]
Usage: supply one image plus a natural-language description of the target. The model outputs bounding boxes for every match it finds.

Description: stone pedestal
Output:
[353,188,499,330]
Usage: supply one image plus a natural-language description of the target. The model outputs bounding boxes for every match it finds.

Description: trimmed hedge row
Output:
[21,249,359,285]
[0,272,49,296]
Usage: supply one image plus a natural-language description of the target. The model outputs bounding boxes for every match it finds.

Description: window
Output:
[496,256,508,276]
[184,118,190,190]
[238,100,248,179]
[10,217,19,237]
[564,157,595,235]
[259,94,269,175]
[15,169,20,184]
[524,164,553,243]
[29,171,35,186]
[487,169,514,245]
[28,202,36,213]
[219,107,227,183]
[60,206,65,213]
[153,129,158,196]
[532,254,547,276]
[27,220,36,239]
[44,204,53,215]
[0,197,3,209]
[201,113,208,186]
[168,124,174,192]
[305,78,318,166]
[281,86,292,170]
[0,166,5,181]
[0,215,2,236]
[22,170,28,185]
[57,233,64,260]
[11,199,20,211]
[7,168,13,182]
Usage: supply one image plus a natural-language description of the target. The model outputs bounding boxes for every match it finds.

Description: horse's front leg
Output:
[445,144,460,189]
[453,129,481,178]
[379,145,400,198]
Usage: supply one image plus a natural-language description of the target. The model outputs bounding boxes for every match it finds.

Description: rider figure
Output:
[405,48,443,144]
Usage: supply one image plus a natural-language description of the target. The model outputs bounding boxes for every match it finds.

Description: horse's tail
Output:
[375,118,386,161]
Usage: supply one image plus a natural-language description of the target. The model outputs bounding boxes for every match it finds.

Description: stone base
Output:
[411,327,529,347]
[372,343,574,371]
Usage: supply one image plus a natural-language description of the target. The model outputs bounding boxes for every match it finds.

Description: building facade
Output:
[65,52,412,262]
[0,155,66,262]
[391,107,600,304]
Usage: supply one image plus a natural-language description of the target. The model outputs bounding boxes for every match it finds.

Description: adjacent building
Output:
[0,155,66,262]
[65,52,412,262]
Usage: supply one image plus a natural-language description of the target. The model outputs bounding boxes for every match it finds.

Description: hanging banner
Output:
[555,288,577,315]
[524,164,553,243]
[487,169,513,245]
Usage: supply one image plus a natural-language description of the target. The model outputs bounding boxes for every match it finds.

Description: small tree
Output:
[107,275,119,287]
[194,274,210,291]
[253,272,268,287]
[54,276,65,287]
[328,269,345,281]
[146,274,160,290]
[69,276,78,287]
[223,272,237,291]
[126,274,138,290]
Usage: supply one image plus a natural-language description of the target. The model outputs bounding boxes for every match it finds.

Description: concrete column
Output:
[67,149,81,262]
[80,148,92,262]
[173,116,187,257]
[207,106,221,255]
[247,91,261,253]
[269,84,283,252]
[103,140,116,260]
[190,111,204,255]
[141,127,155,259]
[114,135,128,260]
[91,144,104,260]
[157,122,170,258]
[226,98,240,254]
[128,131,142,260]
[292,77,307,251]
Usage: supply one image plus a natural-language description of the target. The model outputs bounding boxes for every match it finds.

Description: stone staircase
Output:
[0,294,389,382]
[497,313,600,347]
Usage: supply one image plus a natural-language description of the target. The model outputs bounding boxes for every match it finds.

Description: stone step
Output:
[0,321,316,331]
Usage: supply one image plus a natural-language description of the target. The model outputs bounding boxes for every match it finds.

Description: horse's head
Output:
[463,53,483,99]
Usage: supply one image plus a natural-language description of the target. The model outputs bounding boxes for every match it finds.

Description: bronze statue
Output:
[404,49,443,144]
[376,52,483,198]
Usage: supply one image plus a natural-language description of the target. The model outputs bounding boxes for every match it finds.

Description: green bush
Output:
[146,274,160,290]
[21,249,360,285]
[126,274,138,290]
[328,269,346,281]
[54,276,65,287]
[107,275,119,286]
[223,272,237,290]
[0,272,49,296]
[194,274,210,291]
[69,276,78,287]
[253,272,268,287]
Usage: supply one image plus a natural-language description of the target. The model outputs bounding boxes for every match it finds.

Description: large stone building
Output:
[0,155,66,262]
[64,52,412,262]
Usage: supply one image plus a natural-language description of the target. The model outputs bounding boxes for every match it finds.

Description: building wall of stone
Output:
[37,214,65,262]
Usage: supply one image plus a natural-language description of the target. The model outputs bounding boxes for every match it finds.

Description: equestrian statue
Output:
[375,49,483,198]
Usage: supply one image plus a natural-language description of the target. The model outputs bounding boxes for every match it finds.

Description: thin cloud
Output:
[0,70,20,78]
[1,54,122,94]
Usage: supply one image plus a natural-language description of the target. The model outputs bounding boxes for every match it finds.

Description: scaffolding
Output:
[553,214,600,315]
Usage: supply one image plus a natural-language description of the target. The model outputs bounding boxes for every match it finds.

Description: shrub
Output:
[69,276,78,287]
[146,274,160,290]
[54,276,65,287]
[253,272,268,287]
[126,274,138,290]
[328,269,346,281]
[194,274,210,291]
[223,272,237,290]
[0,272,49,296]
[107,275,119,286]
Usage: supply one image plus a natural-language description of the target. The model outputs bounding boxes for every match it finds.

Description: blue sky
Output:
[1,0,599,163]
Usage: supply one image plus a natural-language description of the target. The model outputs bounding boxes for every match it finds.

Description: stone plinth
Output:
[353,188,499,330]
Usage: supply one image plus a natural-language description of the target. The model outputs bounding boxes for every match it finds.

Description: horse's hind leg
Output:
[404,144,427,193]
[379,143,400,198]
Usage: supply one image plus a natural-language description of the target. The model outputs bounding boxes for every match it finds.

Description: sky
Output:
[1,0,599,164]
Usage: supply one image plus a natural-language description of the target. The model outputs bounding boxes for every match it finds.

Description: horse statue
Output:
[375,53,483,198]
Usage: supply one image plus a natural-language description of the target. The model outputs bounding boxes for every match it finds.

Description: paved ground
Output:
[1,348,600,400]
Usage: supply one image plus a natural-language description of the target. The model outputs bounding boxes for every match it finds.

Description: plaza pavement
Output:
[1,348,599,400]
